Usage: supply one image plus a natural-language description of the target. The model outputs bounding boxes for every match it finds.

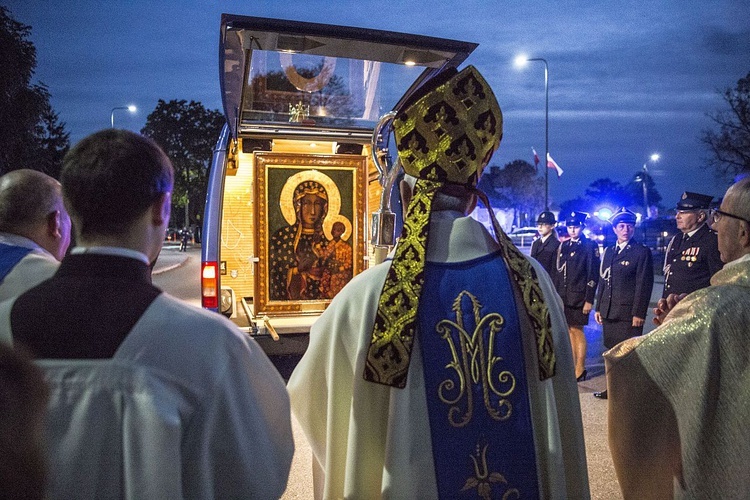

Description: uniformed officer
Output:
[662,191,723,298]
[530,211,560,278]
[594,208,653,399]
[555,211,600,382]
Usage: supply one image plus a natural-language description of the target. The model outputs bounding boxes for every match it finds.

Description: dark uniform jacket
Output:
[596,239,654,322]
[530,234,560,279]
[554,236,600,308]
[662,223,723,298]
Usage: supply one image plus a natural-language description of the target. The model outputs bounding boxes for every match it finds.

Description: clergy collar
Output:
[71,246,150,265]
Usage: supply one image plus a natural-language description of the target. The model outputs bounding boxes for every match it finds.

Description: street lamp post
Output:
[641,153,660,219]
[110,105,137,128]
[515,55,550,209]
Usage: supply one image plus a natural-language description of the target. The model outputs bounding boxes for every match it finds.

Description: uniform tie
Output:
[679,233,690,251]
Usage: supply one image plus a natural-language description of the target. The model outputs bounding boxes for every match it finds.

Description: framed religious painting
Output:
[254,152,367,316]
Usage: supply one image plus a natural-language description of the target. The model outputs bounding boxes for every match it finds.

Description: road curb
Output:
[152,253,190,275]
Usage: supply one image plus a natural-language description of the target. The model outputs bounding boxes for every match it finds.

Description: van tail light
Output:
[202,261,219,308]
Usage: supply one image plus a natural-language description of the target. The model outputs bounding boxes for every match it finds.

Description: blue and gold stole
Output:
[419,250,539,499]
[0,243,32,282]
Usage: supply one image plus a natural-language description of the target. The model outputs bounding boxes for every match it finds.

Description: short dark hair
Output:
[61,129,174,236]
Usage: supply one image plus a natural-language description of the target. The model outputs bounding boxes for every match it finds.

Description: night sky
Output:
[7,0,750,208]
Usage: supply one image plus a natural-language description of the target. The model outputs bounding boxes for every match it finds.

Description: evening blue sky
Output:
[6,0,750,208]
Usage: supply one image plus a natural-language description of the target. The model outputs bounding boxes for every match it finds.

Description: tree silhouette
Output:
[627,170,662,214]
[0,6,69,176]
[141,99,224,228]
[559,177,637,218]
[701,71,750,181]
[478,160,544,226]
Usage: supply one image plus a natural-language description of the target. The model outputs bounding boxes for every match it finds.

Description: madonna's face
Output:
[298,193,327,228]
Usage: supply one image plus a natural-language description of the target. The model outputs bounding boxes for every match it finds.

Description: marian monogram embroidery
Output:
[436,291,516,427]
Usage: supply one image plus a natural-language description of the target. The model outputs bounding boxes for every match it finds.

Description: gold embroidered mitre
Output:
[364,65,556,388]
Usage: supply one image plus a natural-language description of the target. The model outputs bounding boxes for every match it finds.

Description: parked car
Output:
[509,227,538,246]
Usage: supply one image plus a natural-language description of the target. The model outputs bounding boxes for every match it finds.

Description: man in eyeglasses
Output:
[604,177,750,498]
[662,191,723,299]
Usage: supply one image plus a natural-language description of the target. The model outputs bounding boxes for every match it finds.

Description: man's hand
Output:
[582,301,593,315]
[595,311,602,325]
[632,316,644,327]
[652,293,688,326]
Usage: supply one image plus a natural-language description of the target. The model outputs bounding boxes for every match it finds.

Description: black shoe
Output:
[593,390,608,399]
[576,369,588,382]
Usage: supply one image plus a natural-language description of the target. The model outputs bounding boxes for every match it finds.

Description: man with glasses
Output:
[605,177,750,498]
[662,192,722,299]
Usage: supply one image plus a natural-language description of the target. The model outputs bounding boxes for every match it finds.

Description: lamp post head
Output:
[110,105,138,128]
[650,153,660,162]
[514,54,529,68]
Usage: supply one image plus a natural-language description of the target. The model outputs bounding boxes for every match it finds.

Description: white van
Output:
[202,14,476,353]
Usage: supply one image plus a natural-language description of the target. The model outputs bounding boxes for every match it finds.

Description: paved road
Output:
[155,244,667,499]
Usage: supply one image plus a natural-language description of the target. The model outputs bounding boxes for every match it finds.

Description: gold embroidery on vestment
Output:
[436,291,515,427]
[363,179,439,387]
[461,442,520,500]
[363,65,555,388]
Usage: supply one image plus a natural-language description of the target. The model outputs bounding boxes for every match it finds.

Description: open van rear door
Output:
[203,15,476,350]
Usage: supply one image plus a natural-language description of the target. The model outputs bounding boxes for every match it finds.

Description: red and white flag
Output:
[532,147,540,167]
[547,153,563,177]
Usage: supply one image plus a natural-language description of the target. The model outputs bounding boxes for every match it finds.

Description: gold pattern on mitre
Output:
[364,66,555,388]
[393,66,502,185]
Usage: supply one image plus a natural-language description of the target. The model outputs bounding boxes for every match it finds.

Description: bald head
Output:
[715,177,750,264]
[0,170,71,260]
[724,177,750,221]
